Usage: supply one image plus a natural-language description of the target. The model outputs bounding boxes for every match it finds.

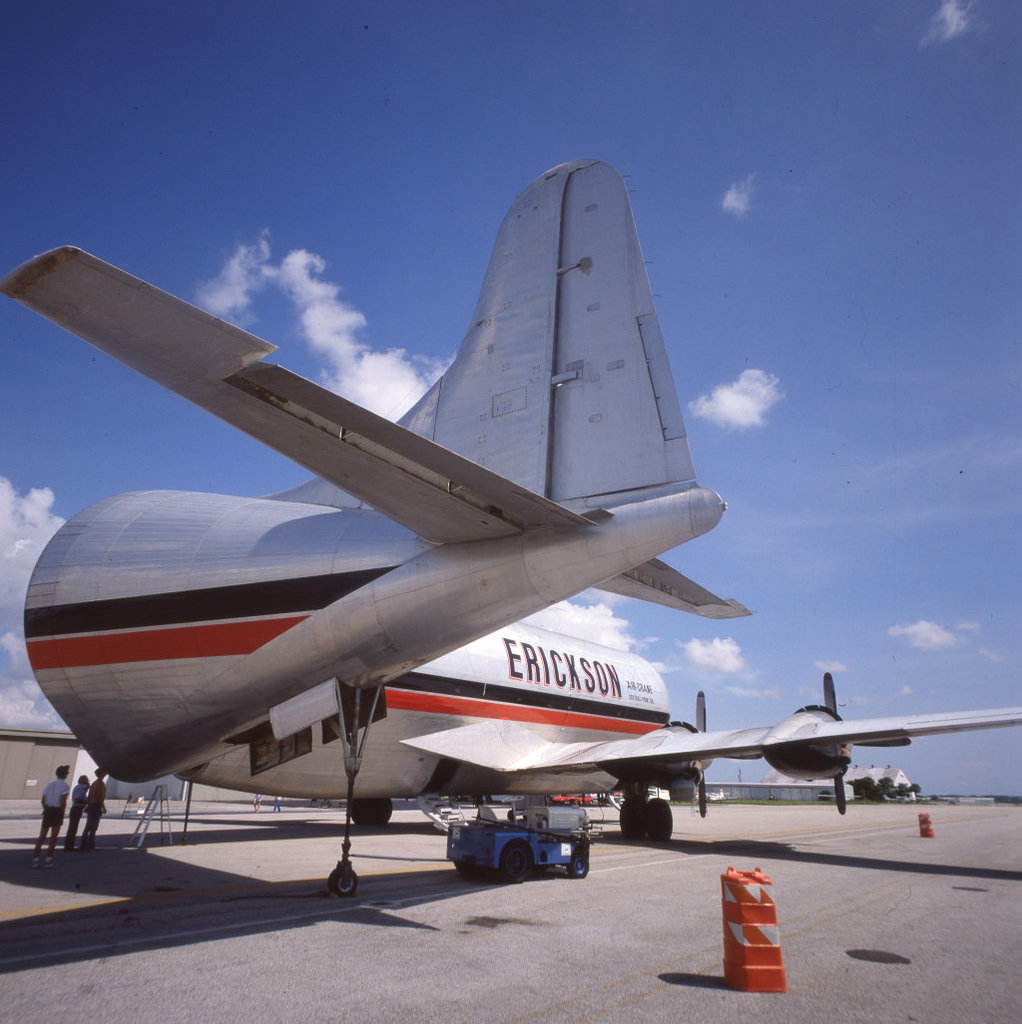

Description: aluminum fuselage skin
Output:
[26,485,715,783]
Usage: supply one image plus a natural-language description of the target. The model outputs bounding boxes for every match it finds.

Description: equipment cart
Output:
[447,804,594,882]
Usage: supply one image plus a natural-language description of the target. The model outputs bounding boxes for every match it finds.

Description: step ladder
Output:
[121,796,147,817]
[128,785,173,848]
[416,794,469,834]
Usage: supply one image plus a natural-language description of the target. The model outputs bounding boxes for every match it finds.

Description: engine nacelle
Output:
[668,778,698,802]
[762,705,851,781]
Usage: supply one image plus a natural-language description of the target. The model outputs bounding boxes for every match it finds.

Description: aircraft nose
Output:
[689,487,726,538]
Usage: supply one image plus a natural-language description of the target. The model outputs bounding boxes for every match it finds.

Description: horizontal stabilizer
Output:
[596,558,750,618]
[1,247,598,544]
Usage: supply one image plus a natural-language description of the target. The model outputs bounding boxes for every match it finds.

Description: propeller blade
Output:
[696,693,708,816]
[834,774,847,815]
[823,672,837,714]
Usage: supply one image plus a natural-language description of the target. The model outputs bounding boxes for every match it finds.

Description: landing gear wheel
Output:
[350,797,393,827]
[328,860,359,897]
[498,839,533,883]
[566,846,589,879]
[619,798,647,840]
[644,798,674,842]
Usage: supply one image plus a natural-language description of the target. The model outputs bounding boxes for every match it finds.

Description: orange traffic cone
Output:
[918,813,935,838]
[721,865,787,992]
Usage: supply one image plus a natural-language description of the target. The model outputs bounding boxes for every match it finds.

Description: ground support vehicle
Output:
[446,805,595,882]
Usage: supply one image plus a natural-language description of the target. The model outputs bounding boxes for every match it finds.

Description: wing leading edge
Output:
[401,705,1022,776]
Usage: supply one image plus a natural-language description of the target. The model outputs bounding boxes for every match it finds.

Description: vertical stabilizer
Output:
[401,160,695,508]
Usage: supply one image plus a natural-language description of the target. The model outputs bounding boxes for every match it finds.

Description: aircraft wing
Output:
[401,705,1022,775]
[595,558,750,619]
[1,247,595,543]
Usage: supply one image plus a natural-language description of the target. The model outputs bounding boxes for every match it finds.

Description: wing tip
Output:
[2,246,84,300]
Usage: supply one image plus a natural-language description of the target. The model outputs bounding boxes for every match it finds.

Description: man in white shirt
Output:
[33,765,70,868]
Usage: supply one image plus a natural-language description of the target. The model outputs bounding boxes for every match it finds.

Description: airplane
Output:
[4,158,1021,896]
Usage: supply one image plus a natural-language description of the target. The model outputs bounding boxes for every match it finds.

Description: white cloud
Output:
[689,369,783,430]
[524,598,638,651]
[725,684,780,699]
[0,478,66,729]
[722,174,756,217]
[199,236,447,419]
[888,619,964,651]
[0,478,64,622]
[682,636,746,674]
[196,233,273,320]
[921,0,976,47]
[814,660,849,674]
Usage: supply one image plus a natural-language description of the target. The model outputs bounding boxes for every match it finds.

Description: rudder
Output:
[400,160,695,509]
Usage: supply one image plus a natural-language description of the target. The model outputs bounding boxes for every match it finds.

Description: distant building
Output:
[0,727,81,799]
[703,771,851,804]
[0,728,243,803]
[843,764,915,790]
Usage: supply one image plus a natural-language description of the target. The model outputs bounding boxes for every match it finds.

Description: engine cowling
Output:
[762,704,851,781]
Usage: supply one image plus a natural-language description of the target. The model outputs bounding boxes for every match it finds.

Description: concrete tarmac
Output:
[1,798,1019,1023]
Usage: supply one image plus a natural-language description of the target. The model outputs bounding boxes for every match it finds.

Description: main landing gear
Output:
[619,790,676,842]
[326,682,384,898]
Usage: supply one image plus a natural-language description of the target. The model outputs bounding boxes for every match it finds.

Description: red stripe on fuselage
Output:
[25,616,308,670]
[26,619,664,735]
[386,689,658,736]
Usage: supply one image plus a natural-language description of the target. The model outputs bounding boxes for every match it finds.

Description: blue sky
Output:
[2,1,1019,794]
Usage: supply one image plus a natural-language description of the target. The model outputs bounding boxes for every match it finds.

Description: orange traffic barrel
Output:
[720,865,787,993]
[918,813,935,838]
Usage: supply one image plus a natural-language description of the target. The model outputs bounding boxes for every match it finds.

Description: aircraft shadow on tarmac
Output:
[655,836,1022,884]
[4,822,1020,973]
[0,864,455,974]
[0,811,579,973]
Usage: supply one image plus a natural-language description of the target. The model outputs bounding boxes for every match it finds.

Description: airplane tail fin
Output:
[401,160,695,510]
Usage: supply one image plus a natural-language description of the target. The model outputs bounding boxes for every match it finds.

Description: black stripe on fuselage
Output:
[389,670,670,727]
[23,567,397,638]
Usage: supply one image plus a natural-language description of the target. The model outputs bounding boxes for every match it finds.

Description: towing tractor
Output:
[447,804,595,882]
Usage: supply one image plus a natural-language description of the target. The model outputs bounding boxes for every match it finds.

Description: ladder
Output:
[128,785,173,848]
[416,794,469,834]
[121,796,147,817]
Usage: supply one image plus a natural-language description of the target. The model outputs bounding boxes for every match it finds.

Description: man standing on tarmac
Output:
[64,774,90,851]
[32,765,70,868]
[79,768,108,852]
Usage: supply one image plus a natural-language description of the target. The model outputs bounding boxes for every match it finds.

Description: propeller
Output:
[834,771,847,814]
[824,673,849,815]
[696,690,707,817]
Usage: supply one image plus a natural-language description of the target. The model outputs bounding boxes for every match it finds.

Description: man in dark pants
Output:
[64,774,90,851]
[79,769,108,852]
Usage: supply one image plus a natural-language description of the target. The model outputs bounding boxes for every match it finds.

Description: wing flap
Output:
[2,247,598,543]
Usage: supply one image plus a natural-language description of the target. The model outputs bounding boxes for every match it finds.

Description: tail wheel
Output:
[498,839,533,883]
[644,798,674,842]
